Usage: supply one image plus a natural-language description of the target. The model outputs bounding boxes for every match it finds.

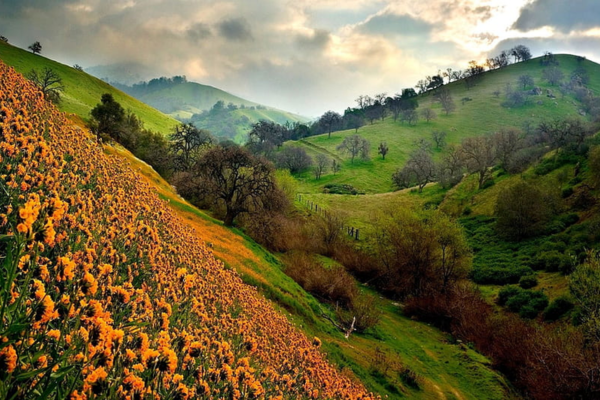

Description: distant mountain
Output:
[107,75,309,142]
[86,62,163,86]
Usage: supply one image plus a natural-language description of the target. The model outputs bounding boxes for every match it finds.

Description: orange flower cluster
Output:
[0,61,377,399]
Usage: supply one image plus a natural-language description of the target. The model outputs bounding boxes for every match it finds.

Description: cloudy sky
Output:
[1,0,599,116]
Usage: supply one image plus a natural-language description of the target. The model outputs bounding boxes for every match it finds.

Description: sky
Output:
[1,0,600,117]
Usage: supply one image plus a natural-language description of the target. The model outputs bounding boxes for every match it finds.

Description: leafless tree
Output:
[432,130,447,149]
[421,108,437,123]
[314,154,329,180]
[459,136,496,189]
[392,149,435,192]
[337,135,370,163]
[378,142,389,160]
[26,67,64,104]
[435,87,456,115]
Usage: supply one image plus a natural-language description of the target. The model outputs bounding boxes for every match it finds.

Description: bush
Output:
[534,251,571,272]
[498,285,522,306]
[543,296,574,321]
[519,275,538,289]
[323,184,360,195]
[558,213,579,227]
[471,265,534,285]
[561,187,574,198]
[505,290,548,318]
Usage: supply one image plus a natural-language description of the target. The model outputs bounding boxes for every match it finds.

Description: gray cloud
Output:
[295,29,331,51]
[217,18,253,42]
[187,23,212,43]
[359,13,433,37]
[513,0,600,33]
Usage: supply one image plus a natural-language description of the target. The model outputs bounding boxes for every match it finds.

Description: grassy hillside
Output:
[0,60,379,399]
[0,41,177,133]
[108,143,513,399]
[292,54,600,194]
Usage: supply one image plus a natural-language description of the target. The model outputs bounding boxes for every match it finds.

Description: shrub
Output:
[519,275,538,289]
[543,296,574,321]
[561,187,574,198]
[498,286,522,306]
[505,290,548,318]
[535,251,571,272]
[472,266,534,285]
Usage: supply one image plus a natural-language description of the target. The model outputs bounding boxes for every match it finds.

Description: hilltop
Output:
[292,54,600,194]
[0,40,178,134]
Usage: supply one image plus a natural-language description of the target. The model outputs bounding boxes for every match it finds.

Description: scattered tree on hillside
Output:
[435,87,456,115]
[437,145,464,188]
[432,130,447,149]
[73,64,84,71]
[373,210,471,297]
[400,109,419,125]
[275,147,313,174]
[195,146,278,226]
[511,45,532,63]
[378,142,389,160]
[332,159,341,174]
[337,135,370,163]
[344,113,365,133]
[459,136,496,189]
[319,111,342,138]
[28,41,42,54]
[90,93,126,141]
[421,108,437,123]
[495,181,554,240]
[26,67,64,104]
[542,66,565,86]
[518,74,534,89]
[170,123,214,171]
[314,154,329,180]
[493,128,523,169]
[247,120,288,157]
[392,149,435,192]
[0,35,8,43]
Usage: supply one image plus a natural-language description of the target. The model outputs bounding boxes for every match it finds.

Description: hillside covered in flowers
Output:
[0,61,376,399]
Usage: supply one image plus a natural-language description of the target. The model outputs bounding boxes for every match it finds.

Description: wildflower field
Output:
[0,61,376,399]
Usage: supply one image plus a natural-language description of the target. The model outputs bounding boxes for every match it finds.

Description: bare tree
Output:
[275,147,313,174]
[401,109,419,125]
[421,108,437,123]
[435,87,456,115]
[170,122,215,171]
[493,128,523,169]
[432,130,447,149]
[26,67,64,104]
[413,138,432,153]
[392,149,436,192]
[332,159,341,174]
[195,146,278,226]
[378,142,389,160]
[459,136,496,189]
[437,145,464,188]
[337,135,370,163]
[518,74,534,89]
[314,154,329,180]
[542,67,565,86]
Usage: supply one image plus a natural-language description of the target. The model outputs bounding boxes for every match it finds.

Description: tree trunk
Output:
[224,210,235,226]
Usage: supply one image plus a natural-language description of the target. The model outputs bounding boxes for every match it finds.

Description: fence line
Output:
[297,194,361,240]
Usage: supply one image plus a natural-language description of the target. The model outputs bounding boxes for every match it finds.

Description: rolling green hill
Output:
[292,54,600,195]
[0,41,178,133]
[112,77,309,142]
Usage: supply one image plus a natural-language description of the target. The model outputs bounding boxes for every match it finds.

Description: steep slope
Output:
[0,62,374,398]
[0,41,177,134]
[293,54,600,194]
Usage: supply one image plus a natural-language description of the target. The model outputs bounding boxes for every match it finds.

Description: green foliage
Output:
[519,274,538,289]
[569,256,600,341]
[323,184,360,195]
[543,296,575,321]
[498,286,549,318]
[472,265,534,285]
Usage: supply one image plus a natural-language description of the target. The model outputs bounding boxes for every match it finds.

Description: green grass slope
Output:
[292,54,600,195]
[0,41,178,133]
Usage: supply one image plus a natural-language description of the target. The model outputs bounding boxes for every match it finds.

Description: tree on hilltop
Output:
[28,41,42,54]
[319,111,342,138]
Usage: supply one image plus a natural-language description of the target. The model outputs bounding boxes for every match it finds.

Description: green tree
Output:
[90,93,125,140]
[28,41,42,54]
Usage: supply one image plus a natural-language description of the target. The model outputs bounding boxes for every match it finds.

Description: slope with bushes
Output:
[292,54,600,194]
